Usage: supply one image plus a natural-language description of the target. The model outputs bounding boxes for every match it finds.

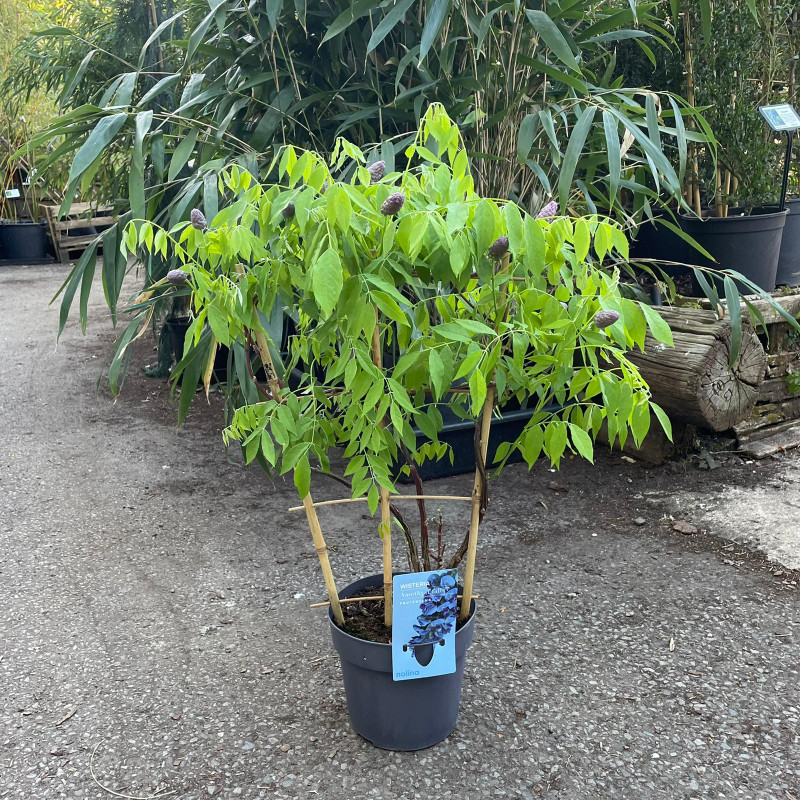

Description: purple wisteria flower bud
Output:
[368,160,386,182]
[167,269,188,285]
[593,309,620,329]
[536,200,558,220]
[190,208,207,230]
[488,236,509,260]
[281,202,295,219]
[380,192,405,216]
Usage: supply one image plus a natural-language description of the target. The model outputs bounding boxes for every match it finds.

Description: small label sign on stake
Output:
[392,570,458,681]
[759,104,800,132]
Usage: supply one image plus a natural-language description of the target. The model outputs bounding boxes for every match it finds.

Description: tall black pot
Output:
[629,215,691,277]
[0,221,48,261]
[680,209,788,293]
[776,199,800,287]
[329,574,476,751]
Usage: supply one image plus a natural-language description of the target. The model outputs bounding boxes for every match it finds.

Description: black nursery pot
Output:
[0,221,48,261]
[776,199,800,287]
[680,208,788,293]
[629,214,691,277]
[329,574,476,751]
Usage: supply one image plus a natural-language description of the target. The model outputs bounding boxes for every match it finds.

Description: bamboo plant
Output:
[126,105,674,627]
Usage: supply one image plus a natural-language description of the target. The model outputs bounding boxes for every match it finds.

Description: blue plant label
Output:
[392,569,458,681]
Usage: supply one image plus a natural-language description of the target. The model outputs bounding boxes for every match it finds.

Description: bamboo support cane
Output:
[302,494,344,625]
[371,307,392,627]
[233,264,344,623]
[287,495,472,512]
[459,385,495,623]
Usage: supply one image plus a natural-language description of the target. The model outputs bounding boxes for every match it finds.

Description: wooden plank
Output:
[767,351,800,376]
[698,291,800,326]
[737,417,800,444]
[733,398,800,437]
[60,234,100,249]
[54,215,115,231]
[758,376,799,404]
[41,202,113,216]
[739,423,800,459]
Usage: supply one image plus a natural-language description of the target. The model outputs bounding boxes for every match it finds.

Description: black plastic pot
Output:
[776,199,800,287]
[680,208,788,293]
[0,221,48,261]
[629,215,691,277]
[329,574,476,751]
[164,318,230,377]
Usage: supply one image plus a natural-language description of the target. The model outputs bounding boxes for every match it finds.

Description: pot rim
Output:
[328,573,476,649]
[679,207,789,222]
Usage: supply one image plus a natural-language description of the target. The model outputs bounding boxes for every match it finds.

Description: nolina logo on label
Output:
[395,670,420,678]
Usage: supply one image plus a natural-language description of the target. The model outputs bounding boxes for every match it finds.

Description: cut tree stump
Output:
[626,307,767,432]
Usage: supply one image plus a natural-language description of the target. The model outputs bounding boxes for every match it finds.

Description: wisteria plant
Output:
[126,104,674,632]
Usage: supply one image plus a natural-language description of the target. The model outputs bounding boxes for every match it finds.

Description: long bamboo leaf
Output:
[368,0,417,55]
[558,105,596,209]
[723,276,742,368]
[420,0,451,63]
[68,113,128,181]
[525,10,580,72]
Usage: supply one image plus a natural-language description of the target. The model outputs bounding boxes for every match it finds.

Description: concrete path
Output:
[1,263,800,799]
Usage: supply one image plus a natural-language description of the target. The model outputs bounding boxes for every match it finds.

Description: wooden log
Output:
[597,417,696,465]
[625,307,767,432]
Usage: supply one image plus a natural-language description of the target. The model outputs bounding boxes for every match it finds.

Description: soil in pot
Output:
[680,208,788,294]
[329,575,476,751]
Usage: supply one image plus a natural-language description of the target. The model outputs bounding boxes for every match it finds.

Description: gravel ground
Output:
[2,262,800,799]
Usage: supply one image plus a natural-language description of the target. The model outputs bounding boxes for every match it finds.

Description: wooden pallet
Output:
[42,202,115,264]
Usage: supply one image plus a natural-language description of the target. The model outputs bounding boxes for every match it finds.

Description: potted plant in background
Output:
[0,121,48,262]
[774,7,800,288]
[676,1,794,292]
[130,105,674,750]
